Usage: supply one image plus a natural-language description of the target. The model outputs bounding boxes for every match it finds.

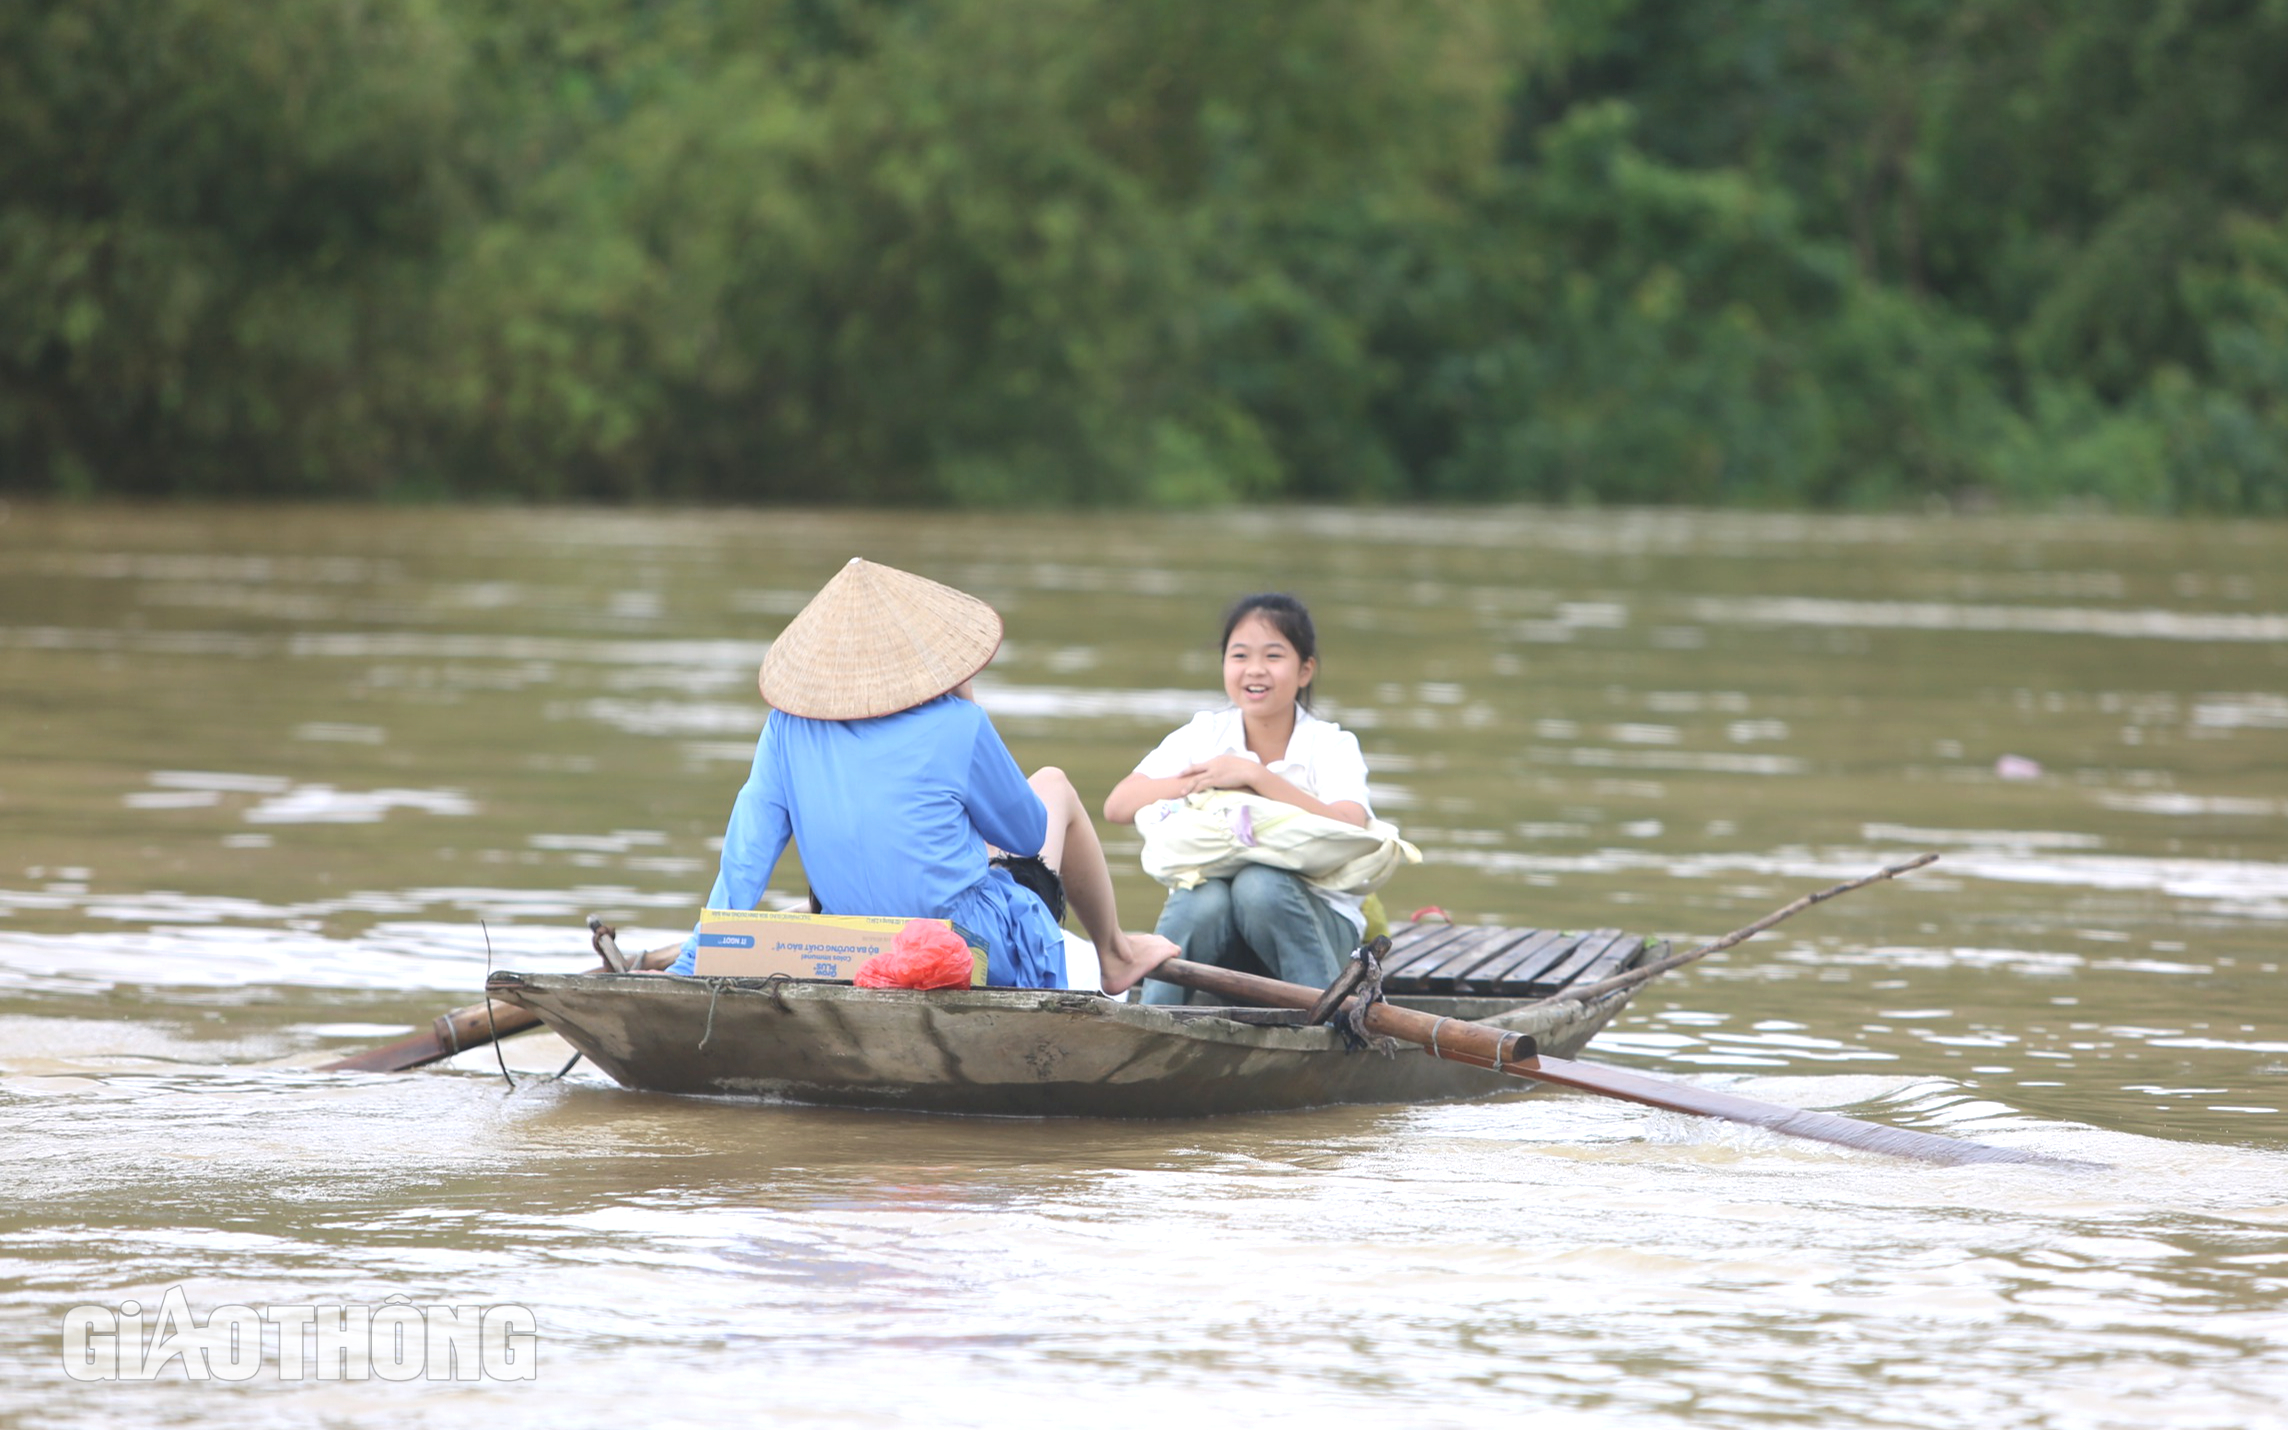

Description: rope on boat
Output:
[1336,939,1401,1057]
[481,919,517,1091]
[698,979,724,1053]
[697,973,797,1053]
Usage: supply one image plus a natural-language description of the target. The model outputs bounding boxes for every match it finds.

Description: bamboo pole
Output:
[320,934,677,1073]
[1542,852,1939,1006]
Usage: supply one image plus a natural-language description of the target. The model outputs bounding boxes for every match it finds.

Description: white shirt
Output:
[1132,707,1374,932]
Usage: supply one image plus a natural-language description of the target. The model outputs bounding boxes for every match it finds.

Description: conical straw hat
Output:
[758,558,1003,720]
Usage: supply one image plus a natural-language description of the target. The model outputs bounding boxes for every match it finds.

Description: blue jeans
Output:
[1140,865,1358,1004]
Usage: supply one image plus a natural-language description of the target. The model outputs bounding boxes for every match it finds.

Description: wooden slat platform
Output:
[1379,922,1663,1000]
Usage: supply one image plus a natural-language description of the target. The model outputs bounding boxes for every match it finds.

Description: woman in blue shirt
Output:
[669,558,1177,993]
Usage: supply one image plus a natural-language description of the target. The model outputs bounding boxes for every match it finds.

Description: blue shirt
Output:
[669,694,1066,987]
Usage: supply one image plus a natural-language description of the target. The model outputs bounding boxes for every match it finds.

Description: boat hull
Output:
[485,972,1637,1117]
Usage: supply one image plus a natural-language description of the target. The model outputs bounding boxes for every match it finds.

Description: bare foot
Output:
[1099,931,1181,995]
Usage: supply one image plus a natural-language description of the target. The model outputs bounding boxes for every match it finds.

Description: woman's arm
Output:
[669,725,793,973]
[964,705,1052,857]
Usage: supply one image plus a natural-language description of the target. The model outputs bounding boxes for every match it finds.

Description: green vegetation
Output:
[6,0,2287,509]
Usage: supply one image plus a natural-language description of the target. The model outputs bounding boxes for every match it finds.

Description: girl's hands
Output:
[1107,755,1365,828]
[1177,755,1264,795]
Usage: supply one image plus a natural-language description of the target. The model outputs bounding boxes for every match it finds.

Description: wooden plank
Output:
[1414,927,1548,992]
[1384,919,1454,947]
[1381,924,1517,991]
[1377,922,1665,999]
[1522,928,1634,996]
[1575,933,1661,987]
[1379,923,1476,979]
[1382,921,1472,969]
[1391,925,1501,981]
[1462,928,1582,991]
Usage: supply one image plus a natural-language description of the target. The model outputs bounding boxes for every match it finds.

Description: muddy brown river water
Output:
[1,503,2283,1426]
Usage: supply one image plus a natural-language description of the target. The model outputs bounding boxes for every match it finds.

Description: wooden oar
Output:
[320,925,677,1073]
[1149,957,2060,1166]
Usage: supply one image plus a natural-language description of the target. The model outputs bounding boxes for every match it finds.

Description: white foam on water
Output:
[1690,595,2288,643]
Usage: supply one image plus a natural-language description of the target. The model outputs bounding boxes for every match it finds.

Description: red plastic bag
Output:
[854,919,976,990]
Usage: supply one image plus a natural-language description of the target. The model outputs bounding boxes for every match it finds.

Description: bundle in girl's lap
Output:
[1136,790,1420,895]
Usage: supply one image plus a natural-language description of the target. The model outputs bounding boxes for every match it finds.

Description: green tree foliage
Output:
[0,0,464,495]
[4,0,2286,508]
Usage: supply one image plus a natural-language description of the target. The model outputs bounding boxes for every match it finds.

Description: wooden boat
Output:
[485,922,1662,1116]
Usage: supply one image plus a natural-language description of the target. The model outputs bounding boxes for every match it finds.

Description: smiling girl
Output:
[1103,593,1371,1002]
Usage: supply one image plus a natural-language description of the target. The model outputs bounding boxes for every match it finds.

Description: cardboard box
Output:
[691,909,988,984]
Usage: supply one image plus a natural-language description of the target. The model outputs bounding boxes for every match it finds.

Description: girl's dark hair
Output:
[1220,592,1319,709]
